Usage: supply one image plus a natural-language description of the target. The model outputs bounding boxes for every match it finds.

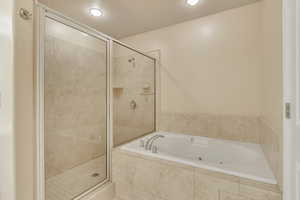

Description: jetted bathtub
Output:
[120,131,277,184]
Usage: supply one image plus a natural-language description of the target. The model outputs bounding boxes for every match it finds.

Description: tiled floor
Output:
[46,156,107,200]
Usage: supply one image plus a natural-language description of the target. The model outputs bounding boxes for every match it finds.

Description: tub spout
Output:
[152,145,158,153]
[145,136,153,150]
[145,135,164,151]
[145,135,159,150]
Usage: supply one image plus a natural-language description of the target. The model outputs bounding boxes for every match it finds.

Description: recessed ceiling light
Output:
[90,8,103,17]
[186,0,199,6]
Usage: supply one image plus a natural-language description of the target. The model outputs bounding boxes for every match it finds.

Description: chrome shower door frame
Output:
[36,3,158,200]
[35,6,113,200]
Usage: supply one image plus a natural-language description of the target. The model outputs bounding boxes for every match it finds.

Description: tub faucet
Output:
[148,135,165,151]
[145,135,159,150]
[145,135,164,150]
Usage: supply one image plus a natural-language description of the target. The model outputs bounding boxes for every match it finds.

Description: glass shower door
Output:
[112,42,156,146]
[43,17,108,200]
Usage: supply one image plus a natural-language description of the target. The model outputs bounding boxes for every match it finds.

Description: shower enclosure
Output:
[36,5,156,200]
[112,42,156,147]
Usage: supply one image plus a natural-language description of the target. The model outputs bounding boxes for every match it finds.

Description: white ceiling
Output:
[39,0,260,38]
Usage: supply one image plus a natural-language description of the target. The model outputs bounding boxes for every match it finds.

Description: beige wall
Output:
[14,0,35,200]
[1,1,35,199]
[260,0,283,190]
[121,3,263,116]
[0,0,15,199]
[121,3,263,143]
[261,0,283,133]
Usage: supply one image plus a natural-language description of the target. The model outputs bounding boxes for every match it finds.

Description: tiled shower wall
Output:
[44,20,107,179]
[113,51,155,146]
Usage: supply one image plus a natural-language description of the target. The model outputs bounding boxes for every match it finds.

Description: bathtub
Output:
[120,131,277,185]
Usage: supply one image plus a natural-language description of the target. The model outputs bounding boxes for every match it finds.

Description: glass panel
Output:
[298,52,300,123]
[44,18,107,200]
[113,42,155,146]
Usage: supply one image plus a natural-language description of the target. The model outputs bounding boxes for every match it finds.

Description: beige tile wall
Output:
[259,119,283,191]
[44,19,107,179]
[160,112,261,143]
[113,49,155,146]
[112,149,282,200]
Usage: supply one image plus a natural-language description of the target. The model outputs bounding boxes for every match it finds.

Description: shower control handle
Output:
[130,100,137,110]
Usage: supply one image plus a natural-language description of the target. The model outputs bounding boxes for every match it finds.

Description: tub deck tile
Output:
[239,184,282,200]
[112,149,282,200]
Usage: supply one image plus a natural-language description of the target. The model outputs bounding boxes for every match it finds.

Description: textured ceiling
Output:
[39,0,260,38]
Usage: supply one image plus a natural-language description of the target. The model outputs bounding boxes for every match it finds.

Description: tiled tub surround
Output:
[113,51,155,146]
[260,119,283,190]
[112,149,282,200]
[160,112,261,143]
